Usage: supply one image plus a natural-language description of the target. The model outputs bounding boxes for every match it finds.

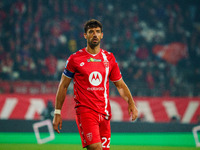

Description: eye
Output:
[89,30,94,34]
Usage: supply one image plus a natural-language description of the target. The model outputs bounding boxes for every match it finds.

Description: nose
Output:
[93,31,97,37]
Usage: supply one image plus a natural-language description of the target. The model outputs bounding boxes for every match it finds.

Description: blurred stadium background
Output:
[0,0,200,149]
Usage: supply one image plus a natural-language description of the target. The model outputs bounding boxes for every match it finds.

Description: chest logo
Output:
[80,62,85,66]
[87,57,102,62]
[89,71,102,86]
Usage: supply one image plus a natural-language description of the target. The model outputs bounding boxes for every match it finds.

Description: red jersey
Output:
[63,48,122,118]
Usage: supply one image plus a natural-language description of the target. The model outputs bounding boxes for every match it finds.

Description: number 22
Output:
[102,137,110,148]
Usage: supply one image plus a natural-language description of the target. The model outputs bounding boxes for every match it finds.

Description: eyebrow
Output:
[88,28,101,32]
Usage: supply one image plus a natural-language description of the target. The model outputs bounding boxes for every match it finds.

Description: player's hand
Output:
[128,102,138,121]
[53,114,62,133]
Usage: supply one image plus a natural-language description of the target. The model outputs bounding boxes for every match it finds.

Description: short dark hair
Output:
[84,19,103,33]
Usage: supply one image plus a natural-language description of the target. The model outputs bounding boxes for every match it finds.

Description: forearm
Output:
[117,83,135,105]
[114,79,138,121]
[55,84,67,110]
[55,75,71,110]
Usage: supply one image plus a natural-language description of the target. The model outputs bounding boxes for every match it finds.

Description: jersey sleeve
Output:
[63,55,75,78]
[109,53,122,82]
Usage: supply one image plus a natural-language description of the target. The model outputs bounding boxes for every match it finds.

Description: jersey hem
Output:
[110,77,122,82]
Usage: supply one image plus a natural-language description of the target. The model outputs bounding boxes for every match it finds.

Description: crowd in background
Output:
[0,0,200,96]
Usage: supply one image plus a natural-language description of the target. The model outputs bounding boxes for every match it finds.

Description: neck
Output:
[86,44,101,54]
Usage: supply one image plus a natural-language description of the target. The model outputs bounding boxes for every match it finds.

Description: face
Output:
[84,27,103,48]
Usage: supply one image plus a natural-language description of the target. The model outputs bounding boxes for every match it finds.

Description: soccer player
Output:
[53,19,138,150]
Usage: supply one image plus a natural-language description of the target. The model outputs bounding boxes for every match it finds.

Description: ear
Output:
[84,33,87,39]
[101,32,103,39]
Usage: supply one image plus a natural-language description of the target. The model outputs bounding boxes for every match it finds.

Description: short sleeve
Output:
[109,54,122,82]
[63,55,75,78]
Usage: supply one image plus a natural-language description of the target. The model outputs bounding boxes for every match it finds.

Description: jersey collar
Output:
[84,47,102,57]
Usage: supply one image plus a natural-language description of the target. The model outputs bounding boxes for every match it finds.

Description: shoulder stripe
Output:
[101,51,109,116]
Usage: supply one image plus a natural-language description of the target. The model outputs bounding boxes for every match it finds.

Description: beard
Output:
[88,38,100,49]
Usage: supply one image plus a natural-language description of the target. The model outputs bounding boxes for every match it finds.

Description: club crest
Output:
[86,133,92,142]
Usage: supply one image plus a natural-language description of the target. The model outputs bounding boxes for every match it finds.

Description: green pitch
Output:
[0,132,196,147]
[0,132,197,150]
[0,144,197,150]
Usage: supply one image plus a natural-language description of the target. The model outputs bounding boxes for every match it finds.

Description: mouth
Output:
[92,38,98,43]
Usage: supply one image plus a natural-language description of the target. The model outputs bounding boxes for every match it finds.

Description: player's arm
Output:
[53,74,72,133]
[113,78,138,121]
